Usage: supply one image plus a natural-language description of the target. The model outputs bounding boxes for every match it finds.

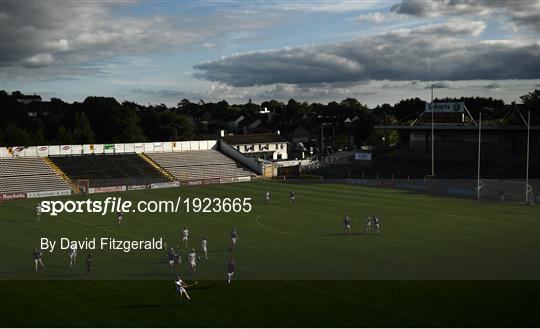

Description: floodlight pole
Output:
[431,84,435,177]
[477,112,482,200]
[525,111,531,205]
[321,124,324,164]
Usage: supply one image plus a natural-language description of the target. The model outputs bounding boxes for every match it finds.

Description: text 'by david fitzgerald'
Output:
[40,237,164,253]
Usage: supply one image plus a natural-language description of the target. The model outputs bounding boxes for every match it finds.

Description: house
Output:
[290,126,310,143]
[222,133,288,160]
[16,94,42,105]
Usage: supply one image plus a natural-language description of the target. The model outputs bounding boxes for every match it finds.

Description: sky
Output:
[0,0,539,107]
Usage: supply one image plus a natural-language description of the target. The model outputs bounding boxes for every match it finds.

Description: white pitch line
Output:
[254,211,294,235]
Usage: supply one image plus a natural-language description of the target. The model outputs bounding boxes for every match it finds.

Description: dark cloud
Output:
[131,88,185,99]
[194,25,539,86]
[0,2,274,80]
[425,82,452,89]
[391,0,540,31]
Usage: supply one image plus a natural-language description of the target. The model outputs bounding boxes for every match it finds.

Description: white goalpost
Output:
[476,112,483,200]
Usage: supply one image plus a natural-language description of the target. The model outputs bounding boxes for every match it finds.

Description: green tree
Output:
[520,89,539,124]
[56,126,74,144]
[0,124,32,146]
[72,112,95,143]
[32,129,48,145]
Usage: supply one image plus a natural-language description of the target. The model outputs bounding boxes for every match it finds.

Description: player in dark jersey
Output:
[167,247,180,269]
[33,248,44,272]
[117,211,124,224]
[227,259,236,284]
[289,189,296,204]
[342,215,352,236]
[86,252,95,275]
[364,215,372,234]
[230,228,238,250]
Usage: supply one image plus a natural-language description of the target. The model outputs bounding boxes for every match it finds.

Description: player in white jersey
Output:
[188,248,197,274]
[265,190,271,204]
[174,276,191,301]
[364,215,372,234]
[36,205,41,222]
[32,248,44,272]
[180,226,189,247]
[68,243,78,267]
[227,259,236,284]
[201,237,208,260]
[373,216,381,235]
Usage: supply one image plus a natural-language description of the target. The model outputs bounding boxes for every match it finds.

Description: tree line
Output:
[0,89,537,147]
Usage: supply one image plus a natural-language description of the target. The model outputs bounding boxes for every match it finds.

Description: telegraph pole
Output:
[321,124,324,164]
[525,111,531,204]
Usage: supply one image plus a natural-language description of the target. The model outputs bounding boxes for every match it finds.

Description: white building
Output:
[222,133,288,160]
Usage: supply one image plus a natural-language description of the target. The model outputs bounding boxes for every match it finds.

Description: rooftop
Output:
[222,133,287,145]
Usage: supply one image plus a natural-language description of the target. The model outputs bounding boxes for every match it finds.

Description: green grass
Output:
[0,180,539,327]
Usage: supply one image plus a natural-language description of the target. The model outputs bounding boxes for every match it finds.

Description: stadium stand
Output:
[0,157,71,194]
[49,154,171,188]
[145,150,254,182]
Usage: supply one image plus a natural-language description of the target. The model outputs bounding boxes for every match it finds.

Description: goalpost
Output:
[525,111,533,205]
[77,179,89,194]
[476,112,483,200]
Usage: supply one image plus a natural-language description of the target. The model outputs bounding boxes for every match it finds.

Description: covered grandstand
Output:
[0,139,257,199]
[49,154,171,189]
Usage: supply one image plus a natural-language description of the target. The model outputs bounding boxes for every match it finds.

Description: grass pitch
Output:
[0,180,539,326]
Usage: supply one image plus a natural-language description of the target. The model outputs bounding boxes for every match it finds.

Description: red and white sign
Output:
[0,193,27,201]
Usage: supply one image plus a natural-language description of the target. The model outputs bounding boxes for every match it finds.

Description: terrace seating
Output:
[146,150,253,182]
[50,154,170,188]
[0,157,70,194]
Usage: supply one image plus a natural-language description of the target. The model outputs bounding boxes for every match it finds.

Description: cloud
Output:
[357,12,403,24]
[482,82,502,89]
[0,2,275,80]
[123,79,539,108]
[410,19,486,37]
[279,1,382,13]
[390,0,540,31]
[425,82,452,89]
[194,23,539,86]
[24,53,55,67]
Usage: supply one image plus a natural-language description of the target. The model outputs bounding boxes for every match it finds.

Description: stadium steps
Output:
[42,157,80,194]
[139,153,176,181]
